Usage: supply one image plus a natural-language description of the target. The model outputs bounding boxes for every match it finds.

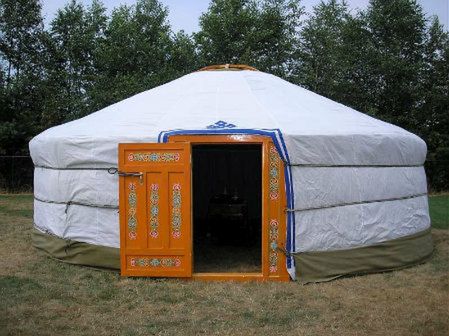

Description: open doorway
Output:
[192,144,262,273]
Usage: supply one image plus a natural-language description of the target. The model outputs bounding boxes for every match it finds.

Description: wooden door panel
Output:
[119,143,192,277]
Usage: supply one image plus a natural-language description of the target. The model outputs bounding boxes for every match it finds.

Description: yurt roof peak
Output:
[198,64,259,71]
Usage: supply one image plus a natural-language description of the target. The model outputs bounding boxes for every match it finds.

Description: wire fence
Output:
[0,156,448,193]
[424,160,449,193]
[0,156,34,193]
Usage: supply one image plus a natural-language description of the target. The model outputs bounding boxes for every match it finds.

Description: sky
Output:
[42,0,448,33]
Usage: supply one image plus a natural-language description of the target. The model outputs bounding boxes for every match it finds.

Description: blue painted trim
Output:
[159,128,296,277]
[160,129,286,157]
[276,131,295,271]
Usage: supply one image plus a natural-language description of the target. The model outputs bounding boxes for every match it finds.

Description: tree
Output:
[293,0,351,99]
[167,31,198,78]
[335,11,379,115]
[0,0,46,155]
[195,0,258,66]
[91,0,195,109]
[252,0,302,77]
[364,0,427,129]
[0,0,44,82]
[195,0,301,76]
[42,0,107,125]
[419,17,449,190]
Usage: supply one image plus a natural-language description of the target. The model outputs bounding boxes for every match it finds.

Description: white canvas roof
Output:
[31,70,426,167]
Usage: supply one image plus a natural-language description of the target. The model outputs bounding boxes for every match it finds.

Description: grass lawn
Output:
[429,194,449,229]
[0,194,448,336]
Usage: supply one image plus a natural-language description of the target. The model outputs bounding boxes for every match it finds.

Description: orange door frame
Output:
[169,134,290,282]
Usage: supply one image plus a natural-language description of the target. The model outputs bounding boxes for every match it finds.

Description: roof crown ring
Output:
[198,64,258,71]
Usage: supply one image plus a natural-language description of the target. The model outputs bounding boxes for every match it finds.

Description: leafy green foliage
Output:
[93,0,172,105]
[89,0,196,110]
[294,0,352,99]
[419,18,449,190]
[0,0,44,77]
[195,0,259,65]
[0,0,46,154]
[195,0,302,77]
[42,0,107,123]
[364,0,427,129]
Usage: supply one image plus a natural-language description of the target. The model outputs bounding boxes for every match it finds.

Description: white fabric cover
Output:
[291,166,427,211]
[30,70,430,253]
[295,196,430,252]
[34,201,119,247]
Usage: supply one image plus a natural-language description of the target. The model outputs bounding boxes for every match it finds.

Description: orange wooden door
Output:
[118,143,192,277]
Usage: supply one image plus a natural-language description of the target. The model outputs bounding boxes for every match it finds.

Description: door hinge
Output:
[118,171,144,184]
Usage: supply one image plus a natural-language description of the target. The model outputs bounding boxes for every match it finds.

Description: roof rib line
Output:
[35,164,423,170]
[288,164,423,168]
[33,223,59,237]
[34,197,118,212]
[35,165,118,172]
[286,193,427,212]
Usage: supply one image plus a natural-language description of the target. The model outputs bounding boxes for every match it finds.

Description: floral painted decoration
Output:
[171,183,182,239]
[149,183,159,238]
[269,219,279,273]
[127,182,137,240]
[269,146,280,200]
[130,257,181,268]
[128,152,180,163]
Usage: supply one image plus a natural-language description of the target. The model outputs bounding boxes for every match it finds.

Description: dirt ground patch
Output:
[0,194,448,336]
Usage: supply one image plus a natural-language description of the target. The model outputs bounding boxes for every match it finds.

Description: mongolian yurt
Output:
[30,64,433,283]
